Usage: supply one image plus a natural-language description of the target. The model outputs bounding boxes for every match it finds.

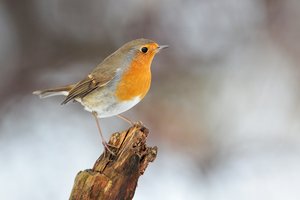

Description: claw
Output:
[102,141,116,156]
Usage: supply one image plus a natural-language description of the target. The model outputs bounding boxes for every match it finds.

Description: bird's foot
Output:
[102,141,116,156]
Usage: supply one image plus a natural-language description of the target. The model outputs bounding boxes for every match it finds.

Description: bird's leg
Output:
[92,111,115,155]
[117,114,134,126]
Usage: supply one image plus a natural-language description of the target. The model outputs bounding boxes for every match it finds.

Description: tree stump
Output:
[69,123,158,200]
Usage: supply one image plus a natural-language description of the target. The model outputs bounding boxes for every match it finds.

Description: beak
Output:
[157,45,169,52]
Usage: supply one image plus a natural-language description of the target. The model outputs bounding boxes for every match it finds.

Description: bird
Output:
[33,38,168,154]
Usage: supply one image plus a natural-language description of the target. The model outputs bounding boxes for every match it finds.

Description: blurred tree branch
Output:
[69,124,157,200]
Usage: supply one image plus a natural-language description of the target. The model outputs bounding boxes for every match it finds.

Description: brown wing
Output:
[61,70,116,104]
[61,45,126,104]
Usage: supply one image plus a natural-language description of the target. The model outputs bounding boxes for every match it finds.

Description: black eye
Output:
[141,47,148,53]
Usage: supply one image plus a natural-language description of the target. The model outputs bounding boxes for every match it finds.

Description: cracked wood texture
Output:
[69,124,158,200]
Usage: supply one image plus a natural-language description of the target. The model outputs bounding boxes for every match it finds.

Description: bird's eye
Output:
[141,47,148,53]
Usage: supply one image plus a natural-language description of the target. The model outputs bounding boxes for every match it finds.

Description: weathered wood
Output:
[69,123,157,200]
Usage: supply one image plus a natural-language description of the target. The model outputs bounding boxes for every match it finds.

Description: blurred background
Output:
[1,0,300,199]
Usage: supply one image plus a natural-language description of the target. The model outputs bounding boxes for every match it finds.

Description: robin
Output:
[33,38,168,154]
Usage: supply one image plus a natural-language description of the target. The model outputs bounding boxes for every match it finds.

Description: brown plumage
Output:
[33,38,168,154]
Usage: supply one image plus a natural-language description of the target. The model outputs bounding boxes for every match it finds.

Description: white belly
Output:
[81,96,141,118]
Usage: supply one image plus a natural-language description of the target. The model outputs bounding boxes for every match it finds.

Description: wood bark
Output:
[69,123,157,200]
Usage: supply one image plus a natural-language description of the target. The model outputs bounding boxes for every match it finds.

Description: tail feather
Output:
[33,85,74,98]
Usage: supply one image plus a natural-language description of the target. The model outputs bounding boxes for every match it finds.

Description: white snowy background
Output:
[1,0,300,199]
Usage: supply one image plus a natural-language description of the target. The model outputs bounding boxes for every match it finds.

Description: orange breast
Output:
[115,56,152,101]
